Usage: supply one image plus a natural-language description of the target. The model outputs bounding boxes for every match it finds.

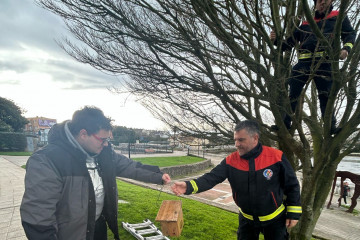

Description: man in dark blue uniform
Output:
[270,0,356,134]
[172,120,301,239]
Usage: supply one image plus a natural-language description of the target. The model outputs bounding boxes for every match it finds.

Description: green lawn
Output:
[132,156,205,167]
[1,152,204,167]
[342,205,359,216]
[113,180,240,240]
[0,151,32,156]
[113,180,321,239]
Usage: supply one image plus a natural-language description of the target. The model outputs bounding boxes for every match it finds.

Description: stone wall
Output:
[160,159,212,177]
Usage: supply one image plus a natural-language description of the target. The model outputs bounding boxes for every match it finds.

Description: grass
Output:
[112,180,240,240]
[0,151,32,156]
[342,205,359,216]
[1,152,205,167]
[112,181,325,240]
[132,156,205,167]
[6,153,205,171]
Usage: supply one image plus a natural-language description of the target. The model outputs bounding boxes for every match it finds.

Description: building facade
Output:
[25,117,57,133]
[25,117,57,144]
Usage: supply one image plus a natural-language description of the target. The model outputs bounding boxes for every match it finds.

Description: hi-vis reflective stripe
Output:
[239,204,285,222]
[239,209,254,220]
[299,51,324,59]
[190,180,198,194]
[344,42,353,49]
[259,204,285,221]
[287,206,302,213]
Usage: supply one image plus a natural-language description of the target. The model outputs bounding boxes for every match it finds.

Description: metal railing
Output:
[187,144,234,158]
[115,143,173,156]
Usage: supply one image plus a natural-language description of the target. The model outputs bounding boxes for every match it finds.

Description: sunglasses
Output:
[92,134,111,144]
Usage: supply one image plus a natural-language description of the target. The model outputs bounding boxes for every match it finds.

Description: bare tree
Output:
[36,0,360,238]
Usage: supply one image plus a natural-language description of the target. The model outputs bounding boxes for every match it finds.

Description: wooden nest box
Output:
[155,200,184,237]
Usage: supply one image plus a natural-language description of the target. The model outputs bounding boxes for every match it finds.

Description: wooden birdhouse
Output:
[155,200,184,237]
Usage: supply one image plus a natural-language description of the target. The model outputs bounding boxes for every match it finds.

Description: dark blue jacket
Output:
[185,144,301,226]
[280,11,356,55]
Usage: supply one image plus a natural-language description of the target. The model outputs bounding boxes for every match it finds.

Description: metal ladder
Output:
[122,219,170,240]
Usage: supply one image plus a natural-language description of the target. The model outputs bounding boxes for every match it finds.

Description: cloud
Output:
[0,0,121,90]
[45,58,122,89]
[0,0,166,130]
[0,0,66,54]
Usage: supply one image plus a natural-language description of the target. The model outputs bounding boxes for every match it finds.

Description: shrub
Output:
[0,132,27,151]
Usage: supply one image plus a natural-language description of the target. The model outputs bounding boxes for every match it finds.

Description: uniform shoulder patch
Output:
[263,169,273,180]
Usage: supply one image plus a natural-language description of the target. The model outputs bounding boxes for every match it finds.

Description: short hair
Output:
[313,0,333,5]
[68,106,113,135]
[234,120,260,137]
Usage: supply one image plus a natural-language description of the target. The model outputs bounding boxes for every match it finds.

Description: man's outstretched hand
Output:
[270,30,276,41]
[286,219,298,229]
[171,182,187,196]
[162,174,171,184]
[339,49,348,60]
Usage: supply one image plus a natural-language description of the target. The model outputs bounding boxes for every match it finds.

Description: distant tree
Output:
[112,126,136,143]
[112,126,169,144]
[0,119,13,132]
[0,97,28,132]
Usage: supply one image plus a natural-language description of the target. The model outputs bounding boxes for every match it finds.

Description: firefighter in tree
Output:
[270,0,356,134]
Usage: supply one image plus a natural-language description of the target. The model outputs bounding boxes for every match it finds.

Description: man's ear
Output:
[78,129,88,140]
[254,133,259,142]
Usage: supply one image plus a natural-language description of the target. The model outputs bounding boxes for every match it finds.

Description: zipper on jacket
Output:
[271,191,278,208]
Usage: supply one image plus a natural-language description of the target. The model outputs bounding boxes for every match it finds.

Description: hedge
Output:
[0,132,27,151]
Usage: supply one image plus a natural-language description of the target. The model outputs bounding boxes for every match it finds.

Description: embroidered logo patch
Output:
[263,169,273,180]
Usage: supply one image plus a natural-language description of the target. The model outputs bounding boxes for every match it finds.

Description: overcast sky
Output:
[0,0,166,130]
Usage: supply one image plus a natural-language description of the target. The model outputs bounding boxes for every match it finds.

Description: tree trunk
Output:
[290,154,339,239]
[34,1,360,238]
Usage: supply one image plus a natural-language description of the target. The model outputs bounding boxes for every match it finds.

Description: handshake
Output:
[162,174,187,196]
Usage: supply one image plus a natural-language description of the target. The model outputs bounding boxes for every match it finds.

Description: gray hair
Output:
[234,120,260,137]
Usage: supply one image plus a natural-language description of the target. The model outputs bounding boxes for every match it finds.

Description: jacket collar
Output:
[64,121,99,161]
[240,143,262,160]
[47,121,87,161]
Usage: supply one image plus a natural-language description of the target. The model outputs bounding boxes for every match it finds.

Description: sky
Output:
[0,0,166,130]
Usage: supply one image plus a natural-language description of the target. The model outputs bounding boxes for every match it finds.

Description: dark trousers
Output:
[284,60,335,128]
[94,215,107,240]
[343,195,347,204]
[237,214,288,240]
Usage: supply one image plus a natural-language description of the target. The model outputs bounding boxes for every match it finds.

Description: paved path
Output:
[1,152,359,240]
[0,156,27,240]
